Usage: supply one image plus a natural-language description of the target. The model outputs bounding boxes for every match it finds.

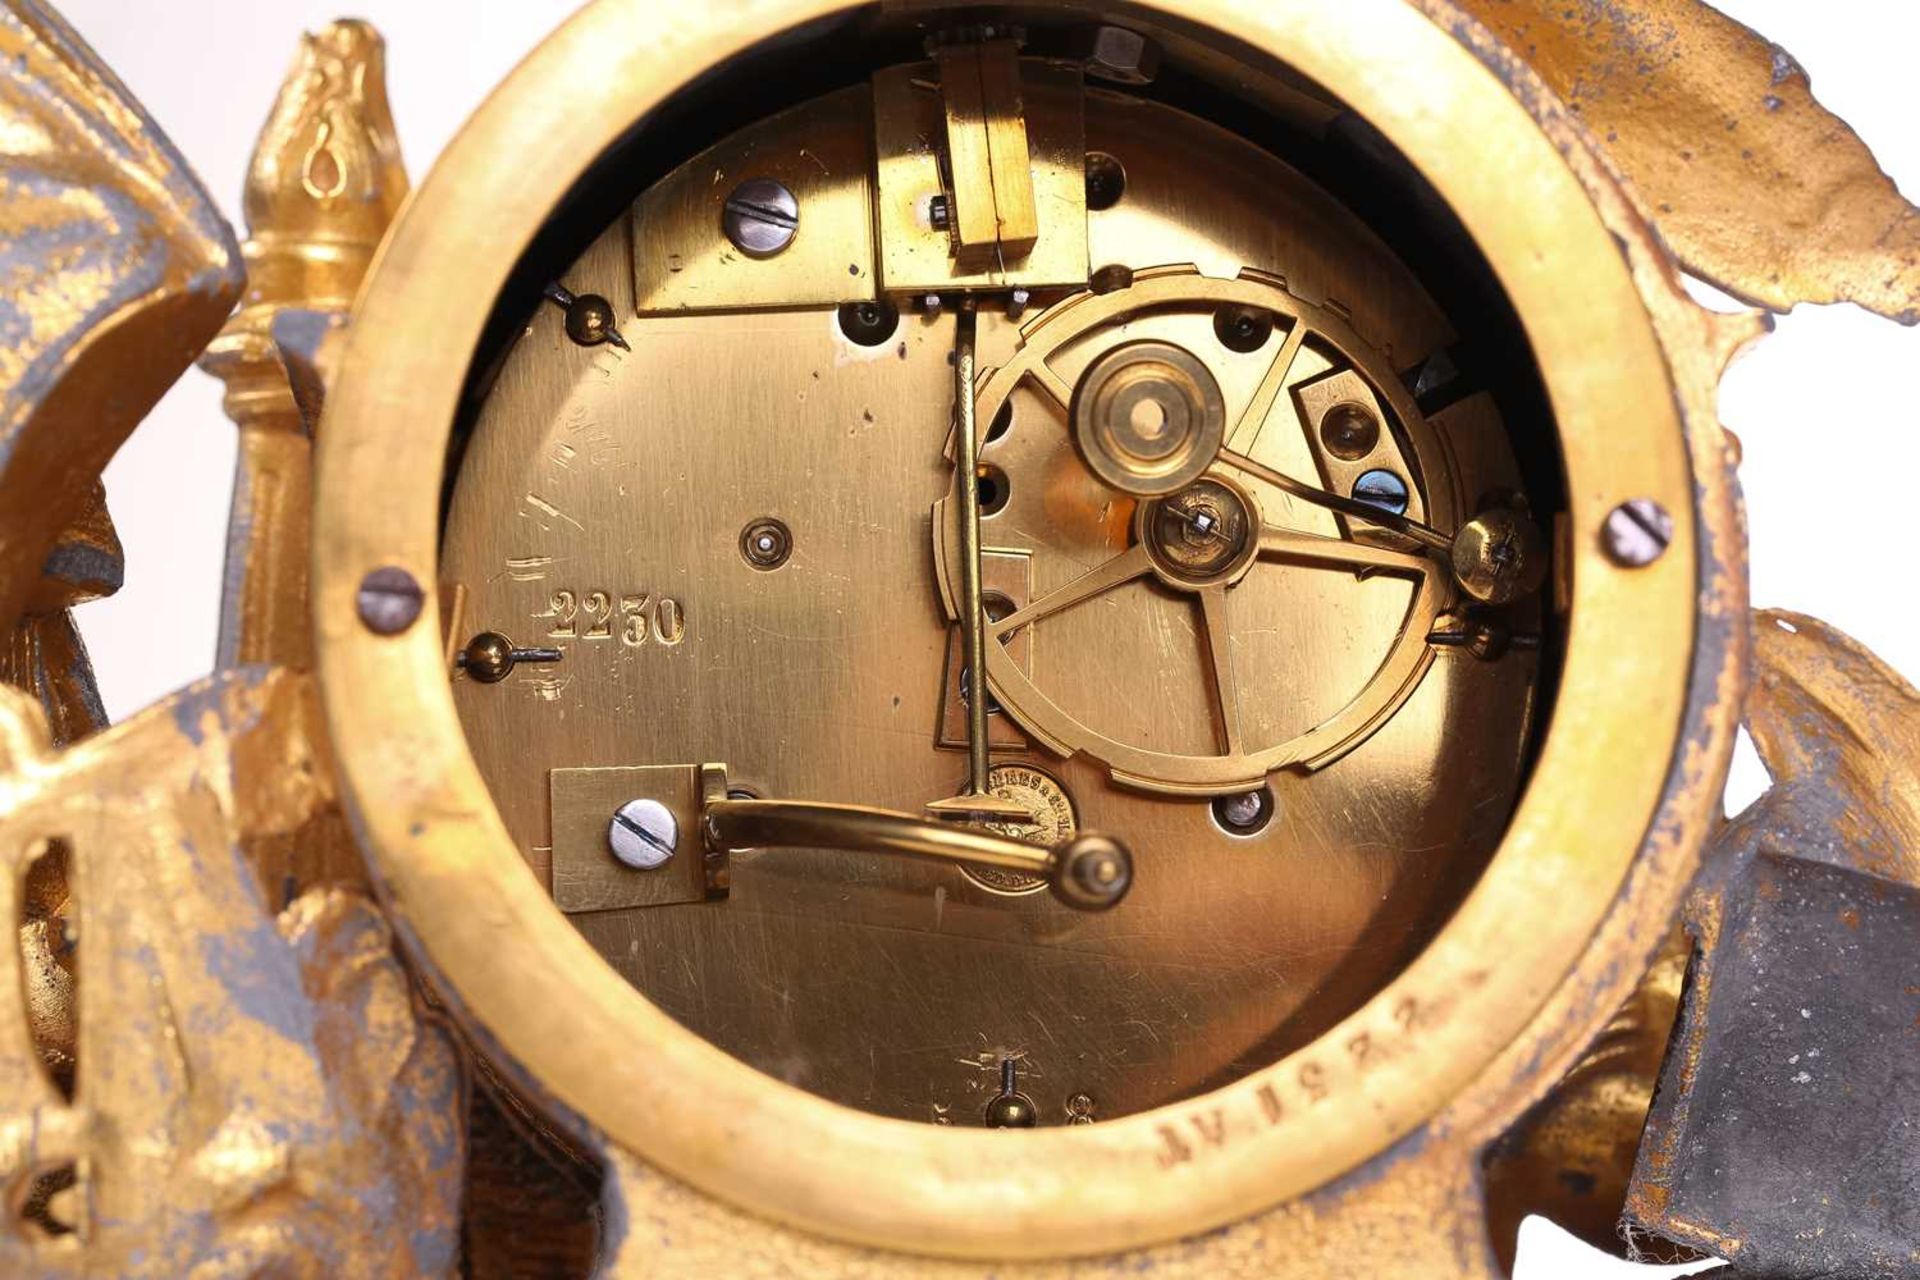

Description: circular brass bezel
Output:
[314,0,1708,1261]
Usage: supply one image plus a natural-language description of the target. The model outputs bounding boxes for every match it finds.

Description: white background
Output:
[57,2,1919,1275]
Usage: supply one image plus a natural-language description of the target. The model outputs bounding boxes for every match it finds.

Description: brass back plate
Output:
[445,95,1533,1127]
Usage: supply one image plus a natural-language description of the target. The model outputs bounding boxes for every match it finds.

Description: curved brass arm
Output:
[703,795,1133,912]
[1219,447,1453,552]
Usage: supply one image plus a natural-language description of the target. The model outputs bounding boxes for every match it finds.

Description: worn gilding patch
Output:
[1454,0,1920,323]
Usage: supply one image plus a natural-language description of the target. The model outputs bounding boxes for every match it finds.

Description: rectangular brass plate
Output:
[632,86,876,314]
[873,59,1088,292]
[1290,365,1426,534]
[549,764,707,913]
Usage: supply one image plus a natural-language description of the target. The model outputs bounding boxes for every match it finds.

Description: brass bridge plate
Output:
[550,764,709,912]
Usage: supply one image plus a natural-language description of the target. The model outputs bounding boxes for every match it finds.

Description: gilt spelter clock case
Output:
[0,1,1913,1275]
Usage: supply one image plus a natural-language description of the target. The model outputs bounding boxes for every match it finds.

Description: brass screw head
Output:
[984,1092,1039,1128]
[1451,507,1548,604]
[985,1057,1039,1128]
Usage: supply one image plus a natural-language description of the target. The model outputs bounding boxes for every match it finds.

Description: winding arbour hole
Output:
[976,463,1010,516]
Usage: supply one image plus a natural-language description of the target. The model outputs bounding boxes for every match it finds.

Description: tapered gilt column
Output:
[200,19,407,669]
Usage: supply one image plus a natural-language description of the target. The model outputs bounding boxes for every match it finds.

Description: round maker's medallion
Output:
[966,763,1078,894]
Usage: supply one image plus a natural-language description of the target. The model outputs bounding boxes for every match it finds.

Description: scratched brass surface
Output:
[444,90,1537,1126]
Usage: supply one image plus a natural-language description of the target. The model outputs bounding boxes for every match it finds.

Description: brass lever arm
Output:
[702,795,1133,912]
[1218,447,1453,552]
[1219,447,1545,602]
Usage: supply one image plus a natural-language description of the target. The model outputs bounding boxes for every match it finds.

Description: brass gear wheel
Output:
[936,267,1459,795]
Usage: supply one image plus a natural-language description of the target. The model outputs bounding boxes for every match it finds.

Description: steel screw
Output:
[609,798,678,870]
[1212,786,1276,836]
[722,178,799,258]
[1078,25,1161,85]
[929,194,952,231]
[1601,498,1673,567]
[356,565,424,635]
[1352,468,1411,517]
